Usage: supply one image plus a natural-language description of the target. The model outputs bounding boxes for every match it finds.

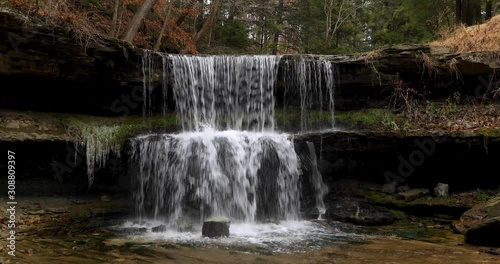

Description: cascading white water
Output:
[282,56,337,131]
[131,128,301,224]
[306,141,328,220]
[166,55,281,132]
[131,54,307,224]
[142,50,156,118]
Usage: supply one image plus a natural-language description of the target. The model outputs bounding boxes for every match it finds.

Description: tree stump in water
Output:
[202,217,231,238]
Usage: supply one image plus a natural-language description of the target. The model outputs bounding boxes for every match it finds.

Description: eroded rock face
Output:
[0,11,144,115]
[0,111,68,141]
[1,10,499,115]
[452,196,500,246]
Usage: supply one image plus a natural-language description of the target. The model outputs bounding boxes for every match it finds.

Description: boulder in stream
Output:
[452,196,500,246]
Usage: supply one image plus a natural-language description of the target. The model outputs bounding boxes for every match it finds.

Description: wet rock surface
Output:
[325,198,395,226]
[465,216,500,247]
[452,196,500,246]
[452,196,500,233]
[202,217,231,238]
[397,189,430,202]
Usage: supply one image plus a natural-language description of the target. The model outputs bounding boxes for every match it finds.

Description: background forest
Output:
[2,0,500,54]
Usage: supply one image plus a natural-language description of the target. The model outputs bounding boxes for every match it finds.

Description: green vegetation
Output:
[275,108,334,131]
[275,108,408,131]
[335,109,402,130]
[206,217,231,223]
[479,128,500,138]
[64,114,178,186]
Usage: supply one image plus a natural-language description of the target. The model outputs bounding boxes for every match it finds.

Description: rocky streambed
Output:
[1,193,500,264]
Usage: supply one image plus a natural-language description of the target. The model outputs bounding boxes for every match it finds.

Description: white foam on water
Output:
[118,220,362,252]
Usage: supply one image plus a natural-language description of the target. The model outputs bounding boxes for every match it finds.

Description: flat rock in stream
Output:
[397,189,430,202]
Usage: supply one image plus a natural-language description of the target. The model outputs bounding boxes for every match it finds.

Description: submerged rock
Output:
[151,225,168,233]
[325,198,395,226]
[202,217,231,238]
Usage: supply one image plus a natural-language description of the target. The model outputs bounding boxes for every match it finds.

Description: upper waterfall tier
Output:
[142,52,337,132]
[170,55,281,131]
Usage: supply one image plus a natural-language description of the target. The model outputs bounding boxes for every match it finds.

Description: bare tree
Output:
[154,0,174,51]
[109,0,122,37]
[120,0,158,43]
[324,0,365,41]
[181,0,223,53]
[456,0,483,25]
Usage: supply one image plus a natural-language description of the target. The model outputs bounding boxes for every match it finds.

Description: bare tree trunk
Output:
[154,1,174,51]
[195,0,205,32]
[115,0,126,37]
[272,0,284,55]
[465,0,474,25]
[329,0,364,41]
[184,0,222,52]
[485,0,492,20]
[473,0,482,24]
[260,16,265,49]
[461,0,469,25]
[109,0,121,37]
[120,0,158,44]
[455,0,462,24]
[324,0,334,39]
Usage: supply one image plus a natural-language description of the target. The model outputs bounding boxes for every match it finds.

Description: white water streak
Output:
[306,141,328,220]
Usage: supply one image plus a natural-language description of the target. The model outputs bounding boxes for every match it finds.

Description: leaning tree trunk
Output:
[181,0,222,53]
[109,0,121,37]
[175,0,198,27]
[153,0,173,51]
[120,0,158,44]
